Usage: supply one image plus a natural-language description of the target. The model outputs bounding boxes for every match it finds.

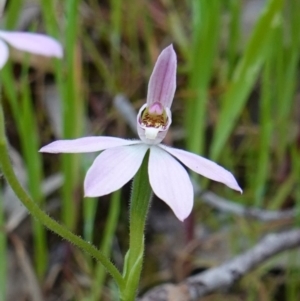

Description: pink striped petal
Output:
[40,137,141,153]
[0,39,9,69]
[84,144,149,197]
[148,146,193,221]
[147,45,177,109]
[160,145,242,192]
[0,31,63,58]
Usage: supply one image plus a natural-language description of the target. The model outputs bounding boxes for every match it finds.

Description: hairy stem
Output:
[121,152,152,301]
[0,105,124,289]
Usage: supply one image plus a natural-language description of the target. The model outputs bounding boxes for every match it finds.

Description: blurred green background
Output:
[1,0,300,300]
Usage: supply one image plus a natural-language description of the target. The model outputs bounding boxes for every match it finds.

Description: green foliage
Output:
[1,0,300,300]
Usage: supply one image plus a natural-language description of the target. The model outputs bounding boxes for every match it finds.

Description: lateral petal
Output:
[0,39,9,69]
[160,145,242,192]
[40,137,141,153]
[147,45,177,109]
[84,144,149,197]
[0,31,63,58]
[148,146,193,221]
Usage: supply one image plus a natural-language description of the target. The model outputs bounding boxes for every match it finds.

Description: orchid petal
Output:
[160,145,242,192]
[0,31,63,58]
[137,104,172,145]
[147,44,177,109]
[40,137,141,153]
[84,144,149,197]
[148,146,193,221]
[0,39,9,69]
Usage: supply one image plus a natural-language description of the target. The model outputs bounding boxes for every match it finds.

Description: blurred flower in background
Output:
[0,31,63,69]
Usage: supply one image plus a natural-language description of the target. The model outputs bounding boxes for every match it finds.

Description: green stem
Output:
[121,152,152,301]
[0,107,124,290]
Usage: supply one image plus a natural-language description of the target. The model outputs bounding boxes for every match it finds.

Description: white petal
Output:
[84,144,149,197]
[148,146,193,221]
[160,145,242,192]
[40,137,141,153]
[0,39,9,69]
[147,45,177,109]
[0,31,63,58]
[144,127,160,140]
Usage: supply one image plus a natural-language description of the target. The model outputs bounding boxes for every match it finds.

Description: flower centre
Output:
[140,102,168,129]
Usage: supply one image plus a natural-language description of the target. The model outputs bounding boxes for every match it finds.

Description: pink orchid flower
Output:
[0,30,63,69]
[40,45,241,221]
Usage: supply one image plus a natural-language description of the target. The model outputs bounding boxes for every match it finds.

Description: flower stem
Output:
[121,152,152,301]
[0,105,124,289]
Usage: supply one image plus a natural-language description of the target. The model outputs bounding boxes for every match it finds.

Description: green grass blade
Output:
[227,0,241,78]
[90,190,121,300]
[41,0,84,230]
[275,0,300,160]
[1,63,48,277]
[185,0,221,155]
[210,0,283,160]
[60,0,84,230]
[253,42,273,207]
[3,0,22,29]
[83,197,98,243]
[110,0,122,76]
[20,74,47,277]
